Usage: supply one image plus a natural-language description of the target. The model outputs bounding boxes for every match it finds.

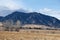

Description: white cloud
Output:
[0,0,34,11]
[0,0,24,10]
[39,8,60,20]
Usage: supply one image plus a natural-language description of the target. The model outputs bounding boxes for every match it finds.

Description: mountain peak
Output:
[0,11,60,28]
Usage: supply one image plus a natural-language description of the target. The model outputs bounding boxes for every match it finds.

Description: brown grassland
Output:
[0,29,60,40]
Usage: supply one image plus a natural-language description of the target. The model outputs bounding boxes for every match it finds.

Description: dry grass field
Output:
[0,29,60,40]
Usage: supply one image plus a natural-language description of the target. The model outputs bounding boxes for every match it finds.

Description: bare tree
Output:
[2,20,22,31]
[15,20,22,31]
[3,20,14,31]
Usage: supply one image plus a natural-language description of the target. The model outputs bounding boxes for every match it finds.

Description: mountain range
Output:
[0,11,60,28]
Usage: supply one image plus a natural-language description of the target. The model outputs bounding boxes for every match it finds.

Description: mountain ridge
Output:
[0,11,60,28]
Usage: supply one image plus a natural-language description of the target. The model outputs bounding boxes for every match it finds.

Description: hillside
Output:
[0,11,60,28]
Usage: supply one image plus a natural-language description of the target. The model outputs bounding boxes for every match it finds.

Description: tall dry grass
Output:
[0,30,60,40]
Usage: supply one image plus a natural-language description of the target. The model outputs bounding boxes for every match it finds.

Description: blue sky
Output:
[0,0,60,19]
[0,0,60,11]
[21,0,60,11]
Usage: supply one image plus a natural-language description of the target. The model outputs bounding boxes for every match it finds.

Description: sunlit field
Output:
[0,29,60,40]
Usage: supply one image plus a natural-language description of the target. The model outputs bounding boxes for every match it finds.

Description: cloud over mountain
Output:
[0,0,24,10]
[0,6,13,16]
[39,8,60,20]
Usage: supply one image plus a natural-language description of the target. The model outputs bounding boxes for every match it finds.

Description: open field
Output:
[0,29,60,40]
